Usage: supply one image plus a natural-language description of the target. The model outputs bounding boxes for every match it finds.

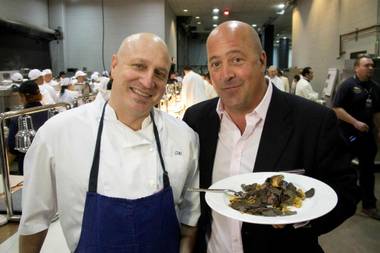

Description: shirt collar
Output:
[91,94,161,133]
[216,81,273,122]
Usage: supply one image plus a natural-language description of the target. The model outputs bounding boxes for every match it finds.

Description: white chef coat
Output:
[295,76,319,101]
[181,70,208,108]
[280,76,290,93]
[207,83,272,253]
[39,84,59,105]
[204,80,218,99]
[19,95,200,252]
[268,76,285,91]
[59,89,80,106]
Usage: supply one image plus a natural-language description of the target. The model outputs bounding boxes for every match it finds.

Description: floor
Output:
[0,174,379,253]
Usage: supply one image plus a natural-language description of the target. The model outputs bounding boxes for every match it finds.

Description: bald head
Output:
[117,33,170,65]
[207,21,263,57]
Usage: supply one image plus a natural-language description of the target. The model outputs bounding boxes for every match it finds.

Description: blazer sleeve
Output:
[309,109,360,235]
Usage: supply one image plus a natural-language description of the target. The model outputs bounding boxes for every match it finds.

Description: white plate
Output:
[205,172,338,225]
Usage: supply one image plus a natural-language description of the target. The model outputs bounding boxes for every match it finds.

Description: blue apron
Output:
[75,102,180,252]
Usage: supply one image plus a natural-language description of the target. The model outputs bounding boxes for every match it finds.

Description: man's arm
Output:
[332,107,369,132]
[19,229,48,253]
[373,112,380,141]
[180,224,197,253]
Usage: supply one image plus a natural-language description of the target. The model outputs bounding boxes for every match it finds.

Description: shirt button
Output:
[149,147,154,152]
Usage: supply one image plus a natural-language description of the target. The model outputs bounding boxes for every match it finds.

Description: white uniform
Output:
[19,95,200,251]
[268,76,285,91]
[280,76,290,93]
[204,80,218,99]
[295,76,319,101]
[59,89,80,106]
[181,70,208,108]
[39,84,59,105]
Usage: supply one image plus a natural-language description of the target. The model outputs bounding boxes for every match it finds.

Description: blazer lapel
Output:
[199,100,220,188]
[254,88,294,172]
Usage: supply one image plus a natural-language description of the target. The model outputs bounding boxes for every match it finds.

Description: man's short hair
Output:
[301,67,312,76]
[183,66,192,71]
[354,54,373,67]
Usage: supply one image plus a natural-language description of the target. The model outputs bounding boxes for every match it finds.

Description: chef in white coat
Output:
[295,67,319,101]
[19,33,200,253]
[42,69,59,90]
[59,77,80,106]
[28,69,59,105]
[181,66,208,109]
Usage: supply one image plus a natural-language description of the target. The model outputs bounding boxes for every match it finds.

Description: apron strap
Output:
[88,102,170,192]
[88,101,108,192]
[150,110,170,188]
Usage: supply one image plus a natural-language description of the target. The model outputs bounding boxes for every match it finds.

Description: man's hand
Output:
[272,224,286,229]
[353,120,369,132]
[180,224,197,253]
[19,229,48,253]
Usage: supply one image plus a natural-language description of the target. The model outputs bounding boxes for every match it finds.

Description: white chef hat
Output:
[11,72,23,82]
[91,72,100,81]
[28,69,43,81]
[42,69,52,75]
[74,70,87,78]
[60,77,72,87]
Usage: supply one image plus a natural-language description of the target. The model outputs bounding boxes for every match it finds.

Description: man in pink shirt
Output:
[183,21,359,253]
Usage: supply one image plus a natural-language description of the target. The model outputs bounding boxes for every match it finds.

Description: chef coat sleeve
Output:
[18,128,58,235]
[178,131,200,227]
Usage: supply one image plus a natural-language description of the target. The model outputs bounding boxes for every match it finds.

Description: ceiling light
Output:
[276,10,285,15]
[183,9,188,13]
[197,21,201,25]
[195,16,200,19]
[278,3,285,9]
[213,24,217,27]
[223,9,230,16]
[283,36,287,39]
[212,8,219,14]
[213,15,219,20]
[276,40,280,43]
[252,24,257,27]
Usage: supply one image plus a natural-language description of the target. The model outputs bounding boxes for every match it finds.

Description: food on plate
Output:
[229,175,315,216]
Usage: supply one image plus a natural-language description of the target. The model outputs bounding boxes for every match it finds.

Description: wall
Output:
[48,0,66,74]
[63,0,166,73]
[0,0,49,28]
[292,0,378,95]
[165,1,177,62]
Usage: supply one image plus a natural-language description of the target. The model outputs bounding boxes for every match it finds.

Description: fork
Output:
[187,187,243,196]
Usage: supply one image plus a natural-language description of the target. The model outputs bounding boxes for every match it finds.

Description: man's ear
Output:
[259,51,267,73]
[111,54,118,73]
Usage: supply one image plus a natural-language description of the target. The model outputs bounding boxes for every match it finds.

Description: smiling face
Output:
[207,21,267,114]
[109,33,170,122]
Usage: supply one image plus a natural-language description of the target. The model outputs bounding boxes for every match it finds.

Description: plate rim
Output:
[205,172,338,225]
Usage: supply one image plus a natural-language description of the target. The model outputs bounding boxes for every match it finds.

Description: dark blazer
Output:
[183,86,359,253]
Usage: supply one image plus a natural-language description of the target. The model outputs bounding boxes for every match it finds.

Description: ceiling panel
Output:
[168,0,293,40]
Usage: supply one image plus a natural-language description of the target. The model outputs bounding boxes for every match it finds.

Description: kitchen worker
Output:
[181,66,208,109]
[59,77,80,107]
[42,69,60,92]
[28,69,59,105]
[295,67,319,101]
[19,33,200,253]
[74,70,91,95]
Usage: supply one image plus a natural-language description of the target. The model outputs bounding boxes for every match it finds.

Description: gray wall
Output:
[0,0,49,28]
[62,0,167,73]
[165,1,177,61]
[292,0,379,95]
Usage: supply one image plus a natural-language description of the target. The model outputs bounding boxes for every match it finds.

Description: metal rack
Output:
[0,102,71,224]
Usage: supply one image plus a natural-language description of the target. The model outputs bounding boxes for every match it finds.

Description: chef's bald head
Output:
[117,33,170,65]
